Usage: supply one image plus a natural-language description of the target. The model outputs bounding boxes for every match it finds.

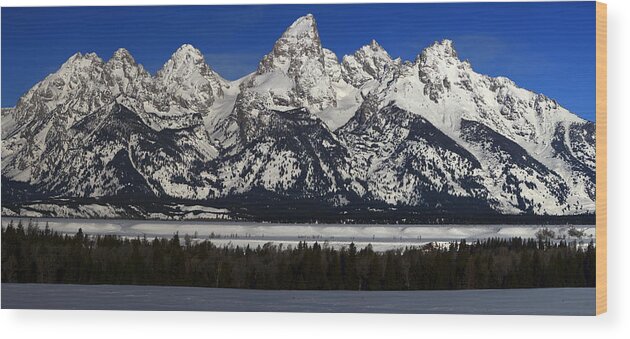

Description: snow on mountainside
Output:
[232,14,361,134]
[1,14,595,219]
[339,39,595,214]
[217,107,356,199]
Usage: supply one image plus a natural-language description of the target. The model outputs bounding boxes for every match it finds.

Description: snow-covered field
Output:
[1,283,595,315]
[1,217,595,251]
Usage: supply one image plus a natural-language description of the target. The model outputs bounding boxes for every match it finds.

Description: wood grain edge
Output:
[596,1,607,316]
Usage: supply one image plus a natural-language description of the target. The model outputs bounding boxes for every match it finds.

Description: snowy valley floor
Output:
[0,218,596,251]
[1,283,595,315]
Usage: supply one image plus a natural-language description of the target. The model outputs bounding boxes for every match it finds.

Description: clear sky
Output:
[1,2,596,121]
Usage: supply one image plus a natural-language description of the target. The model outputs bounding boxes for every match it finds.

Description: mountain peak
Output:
[60,51,103,71]
[419,39,459,61]
[111,48,135,62]
[257,13,324,75]
[369,39,382,49]
[172,44,204,60]
[162,44,207,72]
[159,44,212,76]
[154,44,228,114]
[65,51,101,62]
[283,14,317,38]
[360,39,390,57]
[106,48,142,73]
[275,14,320,48]
[84,52,100,60]
[341,39,394,87]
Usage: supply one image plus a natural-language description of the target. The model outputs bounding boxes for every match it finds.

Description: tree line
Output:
[1,220,595,290]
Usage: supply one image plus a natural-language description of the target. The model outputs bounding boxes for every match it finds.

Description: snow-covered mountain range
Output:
[1,14,595,221]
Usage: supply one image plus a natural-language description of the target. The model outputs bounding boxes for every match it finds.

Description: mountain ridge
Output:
[1,14,595,221]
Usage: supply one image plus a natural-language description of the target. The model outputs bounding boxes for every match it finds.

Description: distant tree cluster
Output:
[2,220,595,290]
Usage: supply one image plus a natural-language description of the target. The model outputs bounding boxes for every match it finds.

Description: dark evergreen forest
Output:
[2,220,595,290]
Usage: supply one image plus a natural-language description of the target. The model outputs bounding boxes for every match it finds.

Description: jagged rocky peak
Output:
[61,51,104,68]
[418,39,459,62]
[160,43,229,88]
[110,47,135,61]
[415,39,464,76]
[152,43,228,113]
[10,50,112,123]
[410,39,466,103]
[51,51,105,77]
[106,48,147,75]
[173,43,204,59]
[163,43,212,71]
[105,48,150,98]
[364,39,389,56]
[280,13,320,43]
[258,13,324,74]
[342,39,396,87]
[159,44,209,76]
[239,14,338,113]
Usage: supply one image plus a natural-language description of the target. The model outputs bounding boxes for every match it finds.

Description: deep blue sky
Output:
[2,3,596,121]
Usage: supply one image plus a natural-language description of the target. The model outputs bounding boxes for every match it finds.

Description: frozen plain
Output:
[1,283,595,315]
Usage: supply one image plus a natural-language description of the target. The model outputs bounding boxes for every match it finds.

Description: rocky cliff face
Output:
[1,14,596,218]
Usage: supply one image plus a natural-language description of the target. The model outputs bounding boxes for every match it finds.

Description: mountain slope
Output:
[339,104,491,211]
[21,101,219,199]
[217,108,355,200]
[336,39,595,215]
